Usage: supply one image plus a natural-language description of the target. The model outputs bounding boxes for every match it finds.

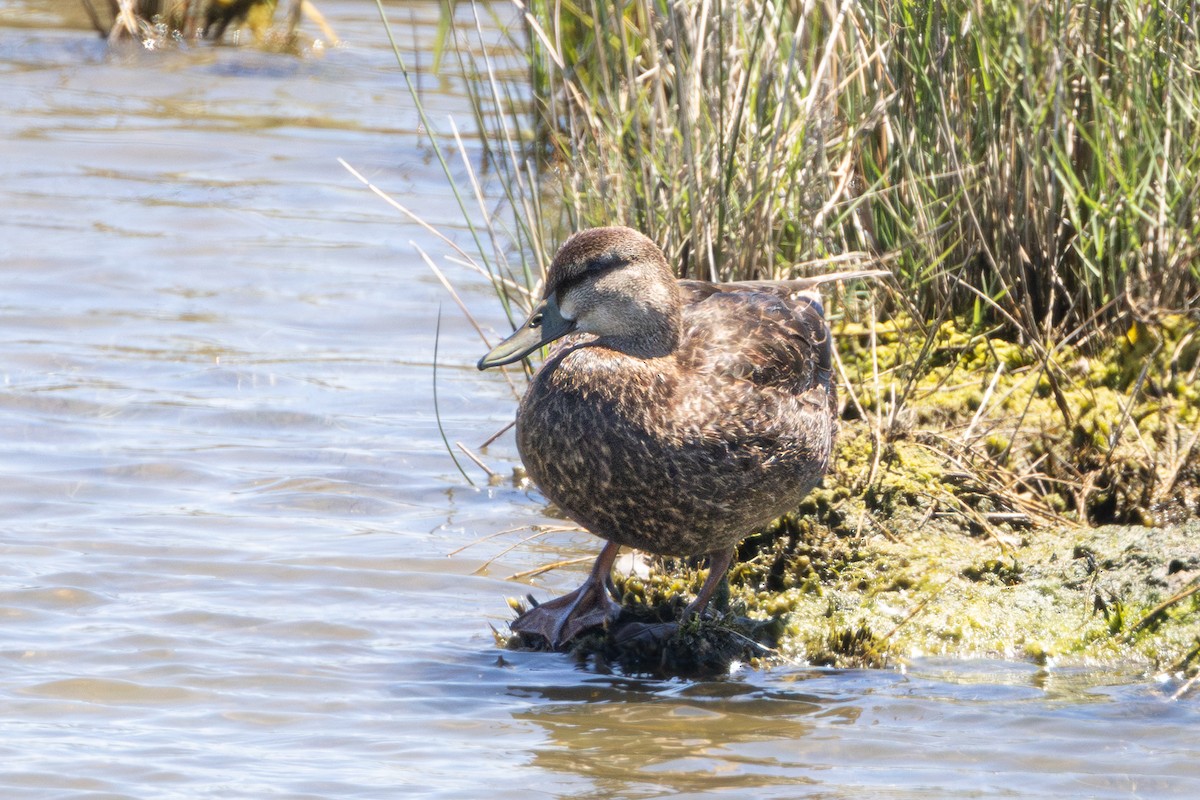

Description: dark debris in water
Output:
[504,596,786,680]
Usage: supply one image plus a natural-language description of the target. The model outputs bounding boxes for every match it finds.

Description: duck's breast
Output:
[514,306,836,557]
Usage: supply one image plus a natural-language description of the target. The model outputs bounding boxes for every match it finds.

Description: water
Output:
[1,2,1197,798]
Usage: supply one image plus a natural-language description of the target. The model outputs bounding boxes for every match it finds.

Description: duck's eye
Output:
[529,313,543,328]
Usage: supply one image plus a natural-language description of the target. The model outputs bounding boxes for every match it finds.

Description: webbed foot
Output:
[510,541,622,649]
[511,579,622,648]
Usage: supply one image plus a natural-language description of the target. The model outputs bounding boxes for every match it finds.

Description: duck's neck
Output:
[598,307,681,360]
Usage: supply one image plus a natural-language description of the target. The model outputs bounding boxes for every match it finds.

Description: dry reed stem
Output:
[1127,581,1200,640]
[455,441,496,479]
[506,556,593,581]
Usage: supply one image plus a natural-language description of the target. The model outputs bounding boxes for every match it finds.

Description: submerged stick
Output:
[455,441,496,478]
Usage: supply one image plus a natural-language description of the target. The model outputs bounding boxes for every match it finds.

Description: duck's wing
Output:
[677,280,834,397]
[677,269,887,391]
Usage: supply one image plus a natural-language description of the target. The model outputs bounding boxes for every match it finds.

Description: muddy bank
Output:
[509,506,1198,678]
[736,505,1200,672]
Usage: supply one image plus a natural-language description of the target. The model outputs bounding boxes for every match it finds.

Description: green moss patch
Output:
[833,313,1199,526]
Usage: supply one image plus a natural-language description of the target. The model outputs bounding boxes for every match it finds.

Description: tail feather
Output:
[721,269,891,300]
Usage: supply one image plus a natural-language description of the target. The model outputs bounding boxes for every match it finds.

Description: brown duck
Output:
[478,226,882,648]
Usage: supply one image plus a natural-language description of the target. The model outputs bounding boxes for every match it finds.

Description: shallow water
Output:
[0,2,1197,798]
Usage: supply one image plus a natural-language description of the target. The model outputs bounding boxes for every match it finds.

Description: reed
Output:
[505,0,1199,324]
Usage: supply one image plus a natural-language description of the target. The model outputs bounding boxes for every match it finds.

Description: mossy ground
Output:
[735,512,1200,672]
[506,315,1199,678]
[832,311,1200,527]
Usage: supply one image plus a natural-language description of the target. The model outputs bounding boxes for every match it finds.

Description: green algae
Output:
[833,312,1200,526]
[524,515,1200,677]
[765,517,1199,669]
[506,514,1200,677]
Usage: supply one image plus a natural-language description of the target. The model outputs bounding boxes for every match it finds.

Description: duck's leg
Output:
[511,541,623,648]
[681,547,735,620]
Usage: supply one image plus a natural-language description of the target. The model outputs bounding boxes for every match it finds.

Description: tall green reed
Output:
[506,0,1199,336]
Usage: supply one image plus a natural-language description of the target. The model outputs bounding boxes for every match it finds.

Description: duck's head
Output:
[478,227,682,369]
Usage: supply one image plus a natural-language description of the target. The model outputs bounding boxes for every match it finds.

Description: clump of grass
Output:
[518,0,886,282]
[508,0,1200,316]
[880,0,1200,337]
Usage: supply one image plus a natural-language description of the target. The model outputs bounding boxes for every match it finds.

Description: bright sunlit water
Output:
[1,2,1197,797]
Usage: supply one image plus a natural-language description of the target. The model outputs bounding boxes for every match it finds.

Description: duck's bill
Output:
[477,297,576,370]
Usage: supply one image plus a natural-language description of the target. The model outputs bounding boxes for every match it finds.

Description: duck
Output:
[478,226,884,648]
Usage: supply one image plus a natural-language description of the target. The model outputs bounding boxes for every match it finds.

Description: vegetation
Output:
[510,0,1200,322]
[80,0,337,48]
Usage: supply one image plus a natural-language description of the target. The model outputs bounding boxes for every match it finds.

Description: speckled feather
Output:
[514,229,838,558]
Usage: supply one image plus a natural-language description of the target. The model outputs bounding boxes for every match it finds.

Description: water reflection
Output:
[516,680,830,799]
[494,659,1200,799]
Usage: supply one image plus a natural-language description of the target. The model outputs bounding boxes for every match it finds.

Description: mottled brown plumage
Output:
[478,226,881,648]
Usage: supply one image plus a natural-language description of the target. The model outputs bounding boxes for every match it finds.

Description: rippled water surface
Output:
[1,2,1198,798]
